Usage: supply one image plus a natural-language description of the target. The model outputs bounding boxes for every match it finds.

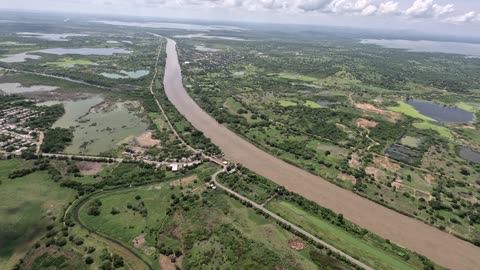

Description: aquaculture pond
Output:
[100,70,149,79]
[405,100,474,123]
[458,147,480,163]
[40,96,148,155]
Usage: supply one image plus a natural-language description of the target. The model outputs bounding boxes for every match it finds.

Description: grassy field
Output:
[267,200,429,270]
[304,100,323,108]
[0,159,77,269]
[47,58,94,68]
[279,73,318,82]
[278,99,298,107]
[388,101,435,122]
[412,122,453,140]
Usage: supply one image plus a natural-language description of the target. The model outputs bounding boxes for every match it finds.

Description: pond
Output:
[458,146,480,163]
[405,100,474,123]
[316,100,336,106]
[100,70,149,79]
[0,83,58,95]
[195,45,220,52]
[0,52,41,63]
[36,47,131,56]
[361,39,480,57]
[40,96,148,155]
[17,32,88,41]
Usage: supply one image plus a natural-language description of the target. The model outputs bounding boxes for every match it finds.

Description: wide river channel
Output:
[163,38,480,270]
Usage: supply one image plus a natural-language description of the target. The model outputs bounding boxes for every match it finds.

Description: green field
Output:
[0,159,77,269]
[412,122,453,140]
[47,58,94,68]
[400,136,422,148]
[388,101,435,122]
[278,99,298,107]
[305,100,323,108]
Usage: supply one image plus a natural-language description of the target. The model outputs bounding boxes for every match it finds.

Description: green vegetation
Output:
[0,159,77,269]
[305,100,323,108]
[47,58,94,68]
[388,101,435,122]
[278,99,298,107]
[41,127,73,153]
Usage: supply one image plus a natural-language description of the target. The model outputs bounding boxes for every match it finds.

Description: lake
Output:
[0,83,58,95]
[316,100,336,106]
[195,45,220,52]
[458,146,480,163]
[36,48,131,55]
[0,52,41,63]
[93,20,245,31]
[361,39,480,57]
[405,100,474,123]
[17,32,88,41]
[41,96,148,155]
[101,70,150,79]
[174,33,246,41]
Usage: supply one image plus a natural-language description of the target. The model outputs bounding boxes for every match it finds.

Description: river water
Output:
[162,38,480,270]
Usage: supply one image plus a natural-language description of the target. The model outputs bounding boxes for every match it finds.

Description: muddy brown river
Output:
[163,38,480,270]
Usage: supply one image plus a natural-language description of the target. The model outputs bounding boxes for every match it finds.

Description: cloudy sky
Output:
[2,0,480,36]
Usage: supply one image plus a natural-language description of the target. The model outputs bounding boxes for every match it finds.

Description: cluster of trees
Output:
[41,127,73,153]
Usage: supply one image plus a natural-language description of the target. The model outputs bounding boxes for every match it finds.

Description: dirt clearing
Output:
[170,175,197,187]
[76,161,108,175]
[132,234,146,249]
[356,118,377,129]
[348,152,361,169]
[373,156,400,172]
[288,238,307,251]
[134,131,160,148]
[336,173,356,185]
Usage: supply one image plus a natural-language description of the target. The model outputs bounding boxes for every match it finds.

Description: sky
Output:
[1,0,480,36]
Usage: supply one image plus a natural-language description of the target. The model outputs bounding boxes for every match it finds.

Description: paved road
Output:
[211,170,373,270]
[162,38,480,270]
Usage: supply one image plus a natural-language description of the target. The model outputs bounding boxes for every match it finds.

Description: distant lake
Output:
[0,52,41,63]
[37,48,131,56]
[405,100,474,123]
[195,45,220,52]
[458,146,480,163]
[17,32,88,41]
[101,70,149,79]
[361,39,480,57]
[174,33,246,41]
[94,20,245,31]
[0,83,58,95]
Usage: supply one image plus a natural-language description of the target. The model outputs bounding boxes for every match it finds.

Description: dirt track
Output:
[163,38,480,270]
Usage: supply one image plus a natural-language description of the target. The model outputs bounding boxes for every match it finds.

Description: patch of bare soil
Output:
[353,100,401,123]
[461,125,476,130]
[365,167,386,181]
[158,254,177,270]
[424,174,435,183]
[373,156,400,172]
[356,118,378,129]
[348,152,361,169]
[335,122,350,131]
[132,234,146,249]
[288,238,307,251]
[134,131,160,148]
[77,161,108,175]
[170,175,197,187]
[336,172,356,184]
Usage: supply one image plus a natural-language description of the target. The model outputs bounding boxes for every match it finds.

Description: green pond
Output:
[38,96,148,155]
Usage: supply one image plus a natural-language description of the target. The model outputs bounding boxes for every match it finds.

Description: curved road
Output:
[163,38,480,270]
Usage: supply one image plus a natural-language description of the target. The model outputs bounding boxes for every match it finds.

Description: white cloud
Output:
[377,1,399,15]
[445,11,478,24]
[405,0,454,18]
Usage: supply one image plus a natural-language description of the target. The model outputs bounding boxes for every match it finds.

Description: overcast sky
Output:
[2,0,480,36]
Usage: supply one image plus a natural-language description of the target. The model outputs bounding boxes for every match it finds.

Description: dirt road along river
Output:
[163,38,480,270]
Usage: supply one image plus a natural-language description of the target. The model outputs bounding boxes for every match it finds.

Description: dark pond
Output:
[405,100,474,123]
[458,147,480,163]
[316,100,336,106]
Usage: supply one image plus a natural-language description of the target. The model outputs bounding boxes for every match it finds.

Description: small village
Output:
[0,107,41,154]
